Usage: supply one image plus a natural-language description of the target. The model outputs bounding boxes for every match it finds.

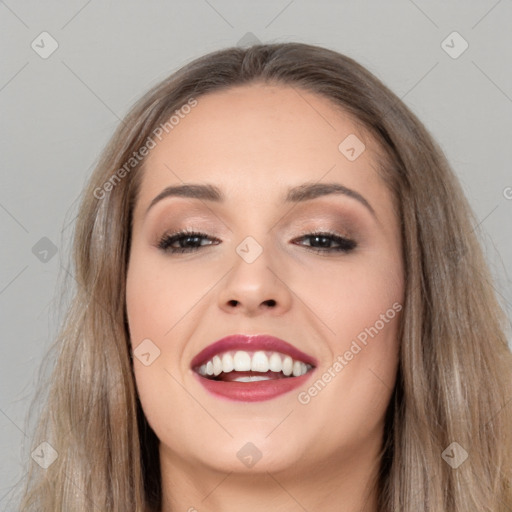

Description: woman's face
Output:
[126,84,404,479]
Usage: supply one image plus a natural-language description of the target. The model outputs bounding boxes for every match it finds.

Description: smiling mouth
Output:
[193,350,315,383]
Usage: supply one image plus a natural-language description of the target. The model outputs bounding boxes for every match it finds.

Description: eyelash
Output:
[157,228,357,255]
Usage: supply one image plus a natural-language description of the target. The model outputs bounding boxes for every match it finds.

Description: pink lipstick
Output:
[190,334,317,402]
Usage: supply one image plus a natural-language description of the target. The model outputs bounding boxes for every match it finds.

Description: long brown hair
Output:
[16,42,512,511]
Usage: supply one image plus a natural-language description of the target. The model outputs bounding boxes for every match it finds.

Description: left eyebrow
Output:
[284,182,376,219]
[144,181,377,220]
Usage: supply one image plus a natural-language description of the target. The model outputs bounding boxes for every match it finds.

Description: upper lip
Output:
[190,334,318,370]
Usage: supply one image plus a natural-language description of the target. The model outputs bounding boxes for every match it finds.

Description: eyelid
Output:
[150,201,362,227]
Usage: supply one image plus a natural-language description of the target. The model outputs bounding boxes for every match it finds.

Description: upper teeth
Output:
[197,350,312,378]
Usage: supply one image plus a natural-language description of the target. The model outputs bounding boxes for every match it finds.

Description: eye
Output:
[293,231,357,254]
[157,229,356,255]
[157,230,219,254]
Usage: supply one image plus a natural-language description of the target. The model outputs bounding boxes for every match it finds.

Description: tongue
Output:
[216,370,288,382]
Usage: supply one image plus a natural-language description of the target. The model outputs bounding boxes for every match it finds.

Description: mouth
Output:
[195,350,314,381]
[190,335,317,402]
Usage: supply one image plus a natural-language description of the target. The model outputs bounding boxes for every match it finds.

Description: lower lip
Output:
[192,371,316,402]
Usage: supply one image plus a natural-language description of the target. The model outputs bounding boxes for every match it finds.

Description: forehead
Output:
[134,84,389,215]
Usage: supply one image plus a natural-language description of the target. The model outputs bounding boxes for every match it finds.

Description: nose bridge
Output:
[218,231,292,314]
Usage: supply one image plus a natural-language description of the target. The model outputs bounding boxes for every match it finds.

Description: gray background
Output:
[1,1,511,508]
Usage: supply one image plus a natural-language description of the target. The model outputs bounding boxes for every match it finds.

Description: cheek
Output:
[299,308,400,450]
[125,253,202,346]
[338,262,402,387]
[299,252,403,344]
[299,253,402,415]
[125,254,195,438]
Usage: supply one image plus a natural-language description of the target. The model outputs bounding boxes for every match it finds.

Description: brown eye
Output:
[293,232,357,254]
[157,230,218,254]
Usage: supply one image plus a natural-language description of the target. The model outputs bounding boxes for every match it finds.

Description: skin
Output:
[126,83,404,512]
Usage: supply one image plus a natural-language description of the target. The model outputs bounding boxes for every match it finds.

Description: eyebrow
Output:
[145,182,377,219]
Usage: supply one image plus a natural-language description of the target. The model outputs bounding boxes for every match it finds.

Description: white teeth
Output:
[196,350,313,378]
[212,355,223,376]
[234,375,272,382]
[222,353,234,373]
[269,353,282,372]
[233,351,252,371]
[282,356,293,376]
[251,351,269,372]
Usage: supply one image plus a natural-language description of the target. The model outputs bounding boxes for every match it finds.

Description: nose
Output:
[217,243,293,317]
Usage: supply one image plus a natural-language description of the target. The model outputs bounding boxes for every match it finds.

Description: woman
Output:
[18,42,512,511]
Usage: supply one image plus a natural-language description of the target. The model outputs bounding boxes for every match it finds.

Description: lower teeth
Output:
[232,375,272,383]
